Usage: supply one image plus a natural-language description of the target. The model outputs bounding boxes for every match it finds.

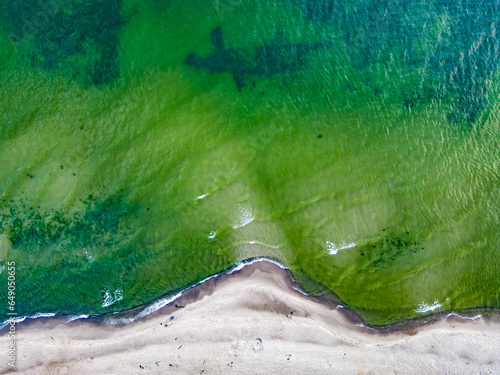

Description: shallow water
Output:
[0,0,499,325]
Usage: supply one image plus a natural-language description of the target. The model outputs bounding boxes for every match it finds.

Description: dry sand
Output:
[1,260,499,375]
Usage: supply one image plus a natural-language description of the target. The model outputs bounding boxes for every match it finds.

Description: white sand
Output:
[1,261,499,374]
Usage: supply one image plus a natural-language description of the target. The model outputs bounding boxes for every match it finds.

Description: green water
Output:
[0,0,499,325]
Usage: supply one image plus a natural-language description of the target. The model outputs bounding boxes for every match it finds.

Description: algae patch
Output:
[2,0,124,86]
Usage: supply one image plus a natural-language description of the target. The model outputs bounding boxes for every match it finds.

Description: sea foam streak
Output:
[327,241,356,255]
[0,257,290,329]
[415,300,442,313]
[104,257,287,324]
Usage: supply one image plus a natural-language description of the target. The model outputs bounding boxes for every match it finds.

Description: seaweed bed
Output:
[2,0,123,86]
[185,0,500,124]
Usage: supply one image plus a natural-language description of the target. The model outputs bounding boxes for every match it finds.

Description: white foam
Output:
[292,286,309,296]
[415,300,442,313]
[66,314,90,323]
[246,241,280,249]
[0,312,57,329]
[1,257,289,328]
[84,249,94,263]
[105,291,183,325]
[136,292,183,319]
[232,205,254,229]
[228,257,288,274]
[102,288,124,308]
[327,241,356,255]
[446,312,482,321]
[30,312,57,319]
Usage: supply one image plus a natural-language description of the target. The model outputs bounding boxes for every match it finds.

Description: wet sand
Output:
[1,260,499,374]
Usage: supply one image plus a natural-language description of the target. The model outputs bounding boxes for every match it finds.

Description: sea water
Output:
[0,0,499,325]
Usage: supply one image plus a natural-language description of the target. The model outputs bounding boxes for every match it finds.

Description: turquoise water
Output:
[0,0,499,325]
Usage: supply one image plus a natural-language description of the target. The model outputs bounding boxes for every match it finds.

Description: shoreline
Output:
[1,259,499,374]
[1,257,498,335]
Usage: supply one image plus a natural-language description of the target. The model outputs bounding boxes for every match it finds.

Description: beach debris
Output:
[286,314,292,319]
[252,338,263,351]
[155,361,161,366]
[170,316,175,320]
[178,345,183,349]
[286,354,292,361]
[175,304,185,308]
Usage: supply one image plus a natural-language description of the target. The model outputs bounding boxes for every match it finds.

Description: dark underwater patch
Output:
[358,229,424,272]
[429,0,500,124]
[185,27,247,91]
[293,0,342,24]
[2,0,123,86]
[0,194,136,252]
[185,27,333,91]
[0,194,146,317]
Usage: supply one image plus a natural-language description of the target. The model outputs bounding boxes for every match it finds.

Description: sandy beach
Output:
[1,260,499,375]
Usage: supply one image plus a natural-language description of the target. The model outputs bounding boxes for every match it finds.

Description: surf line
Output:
[0,257,292,329]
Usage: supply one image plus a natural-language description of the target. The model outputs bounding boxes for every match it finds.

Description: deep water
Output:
[0,0,499,325]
